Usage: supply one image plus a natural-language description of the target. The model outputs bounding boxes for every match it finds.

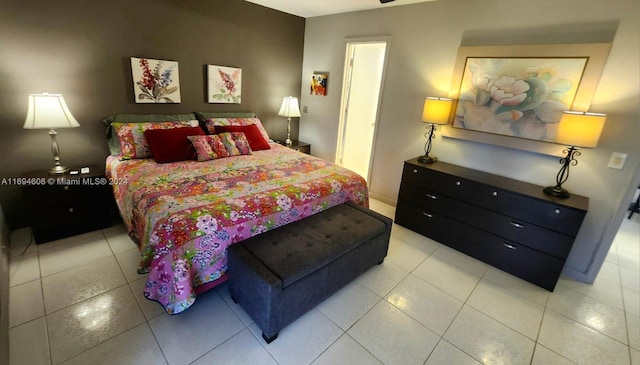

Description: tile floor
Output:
[7,199,640,365]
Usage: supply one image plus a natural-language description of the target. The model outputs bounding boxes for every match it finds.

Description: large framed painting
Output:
[208,65,242,103]
[131,57,181,103]
[443,43,611,156]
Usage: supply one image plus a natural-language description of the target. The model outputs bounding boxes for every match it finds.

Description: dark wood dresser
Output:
[394,158,589,291]
[21,164,112,244]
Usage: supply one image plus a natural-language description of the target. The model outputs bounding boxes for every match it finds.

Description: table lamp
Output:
[278,96,301,146]
[418,97,452,164]
[543,111,606,198]
[23,93,80,174]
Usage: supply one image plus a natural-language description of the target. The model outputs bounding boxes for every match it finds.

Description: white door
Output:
[336,40,388,182]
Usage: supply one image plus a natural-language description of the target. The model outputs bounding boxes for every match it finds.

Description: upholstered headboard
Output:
[103,112,258,156]
[103,113,198,156]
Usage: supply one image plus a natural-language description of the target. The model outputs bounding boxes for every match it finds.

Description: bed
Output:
[104,112,368,314]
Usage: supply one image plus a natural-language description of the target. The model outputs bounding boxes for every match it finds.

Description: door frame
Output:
[335,36,391,183]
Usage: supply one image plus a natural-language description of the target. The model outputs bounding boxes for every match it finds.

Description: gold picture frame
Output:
[443,43,611,156]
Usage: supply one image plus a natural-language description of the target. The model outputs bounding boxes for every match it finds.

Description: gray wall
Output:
[0,0,305,227]
[300,0,640,283]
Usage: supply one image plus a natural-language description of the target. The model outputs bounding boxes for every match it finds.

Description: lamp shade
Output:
[24,93,80,129]
[555,111,606,148]
[422,97,452,125]
[278,96,301,118]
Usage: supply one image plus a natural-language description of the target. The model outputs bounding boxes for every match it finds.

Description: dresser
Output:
[394,158,589,291]
[21,165,112,244]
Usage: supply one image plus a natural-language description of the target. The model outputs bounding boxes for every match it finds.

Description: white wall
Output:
[299,0,640,283]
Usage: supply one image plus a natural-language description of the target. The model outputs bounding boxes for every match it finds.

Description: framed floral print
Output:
[131,57,181,103]
[443,43,611,156]
[208,65,242,103]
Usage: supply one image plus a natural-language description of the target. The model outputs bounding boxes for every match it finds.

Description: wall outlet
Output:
[608,152,627,170]
[302,105,308,113]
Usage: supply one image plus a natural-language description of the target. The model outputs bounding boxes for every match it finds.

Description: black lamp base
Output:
[543,185,570,199]
[418,155,438,164]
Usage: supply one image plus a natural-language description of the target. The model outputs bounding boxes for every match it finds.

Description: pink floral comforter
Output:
[106,143,368,314]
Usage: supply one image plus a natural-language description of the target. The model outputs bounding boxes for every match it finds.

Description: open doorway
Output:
[335,38,389,182]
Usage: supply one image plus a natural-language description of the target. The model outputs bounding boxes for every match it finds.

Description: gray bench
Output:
[228,201,392,343]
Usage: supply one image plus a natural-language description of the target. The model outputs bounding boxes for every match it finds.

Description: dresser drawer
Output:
[473,184,586,236]
[395,201,465,246]
[398,183,469,222]
[464,226,564,291]
[402,164,477,202]
[467,205,574,259]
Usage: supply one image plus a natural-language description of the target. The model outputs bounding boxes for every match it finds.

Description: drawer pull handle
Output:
[492,191,498,197]
[63,186,69,191]
[68,208,74,213]
[455,181,461,186]
[422,212,433,218]
[510,221,524,229]
[413,169,418,173]
[554,209,561,215]
[503,243,517,250]
[426,194,437,200]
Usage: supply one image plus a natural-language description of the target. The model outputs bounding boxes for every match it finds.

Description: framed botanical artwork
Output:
[208,65,242,103]
[443,43,611,156]
[311,72,328,96]
[131,57,181,103]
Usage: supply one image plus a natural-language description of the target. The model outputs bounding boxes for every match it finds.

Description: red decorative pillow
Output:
[214,124,270,151]
[144,127,205,163]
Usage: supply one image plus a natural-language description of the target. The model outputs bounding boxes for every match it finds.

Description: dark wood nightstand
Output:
[276,140,311,154]
[21,164,112,244]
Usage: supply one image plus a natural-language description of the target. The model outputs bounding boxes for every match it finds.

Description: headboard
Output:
[103,112,258,156]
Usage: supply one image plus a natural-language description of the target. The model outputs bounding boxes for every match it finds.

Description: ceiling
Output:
[245,0,437,18]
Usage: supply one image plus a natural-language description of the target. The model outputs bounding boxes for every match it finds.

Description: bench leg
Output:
[377,259,384,265]
[262,332,278,344]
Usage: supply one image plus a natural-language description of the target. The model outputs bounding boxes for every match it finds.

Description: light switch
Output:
[608,152,627,170]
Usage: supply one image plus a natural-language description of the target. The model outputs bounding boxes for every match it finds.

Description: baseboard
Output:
[368,191,397,207]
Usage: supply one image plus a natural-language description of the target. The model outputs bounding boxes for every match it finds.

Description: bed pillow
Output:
[112,121,196,160]
[187,132,252,162]
[213,124,270,151]
[144,126,205,163]
[103,113,198,156]
[204,118,270,142]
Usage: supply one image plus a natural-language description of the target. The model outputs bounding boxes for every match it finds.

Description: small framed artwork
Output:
[131,57,181,103]
[208,65,242,103]
[311,71,328,96]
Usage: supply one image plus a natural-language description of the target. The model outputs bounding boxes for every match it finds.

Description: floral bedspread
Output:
[106,143,368,314]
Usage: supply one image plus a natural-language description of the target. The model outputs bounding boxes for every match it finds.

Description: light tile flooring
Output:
[7,199,640,365]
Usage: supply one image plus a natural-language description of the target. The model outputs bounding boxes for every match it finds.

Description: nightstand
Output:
[277,140,311,154]
[21,164,112,243]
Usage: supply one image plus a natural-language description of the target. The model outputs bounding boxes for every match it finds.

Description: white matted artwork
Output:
[130,57,181,103]
[443,43,611,156]
[208,65,242,103]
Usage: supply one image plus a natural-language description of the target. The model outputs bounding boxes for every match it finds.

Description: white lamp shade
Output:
[278,96,301,118]
[422,97,452,125]
[24,93,80,129]
[555,111,606,148]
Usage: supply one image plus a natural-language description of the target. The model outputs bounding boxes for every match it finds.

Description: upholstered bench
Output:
[227,201,392,343]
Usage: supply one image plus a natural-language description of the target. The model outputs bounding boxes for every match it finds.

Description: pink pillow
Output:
[204,118,270,142]
[144,127,205,163]
[214,124,270,151]
[187,133,252,161]
[112,121,195,159]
